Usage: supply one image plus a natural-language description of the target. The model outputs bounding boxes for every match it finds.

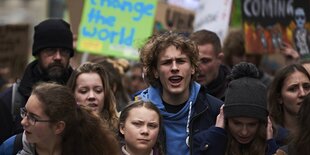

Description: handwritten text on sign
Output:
[78,0,157,59]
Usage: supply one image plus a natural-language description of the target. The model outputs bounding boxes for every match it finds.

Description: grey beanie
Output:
[224,62,268,122]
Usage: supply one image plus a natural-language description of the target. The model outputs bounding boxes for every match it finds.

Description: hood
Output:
[139,82,201,118]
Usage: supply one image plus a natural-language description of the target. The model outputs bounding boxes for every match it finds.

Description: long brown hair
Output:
[225,121,267,155]
[91,58,131,111]
[222,29,245,68]
[293,93,310,155]
[32,82,120,155]
[67,62,119,131]
[268,63,310,126]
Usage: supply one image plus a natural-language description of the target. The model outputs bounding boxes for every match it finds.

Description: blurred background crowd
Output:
[2,0,308,92]
[0,1,310,155]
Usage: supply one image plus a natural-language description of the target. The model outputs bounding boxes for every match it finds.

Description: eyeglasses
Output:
[42,48,71,57]
[20,107,53,126]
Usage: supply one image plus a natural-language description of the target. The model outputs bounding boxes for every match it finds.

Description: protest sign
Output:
[0,25,29,80]
[154,2,195,35]
[242,0,310,56]
[167,0,200,12]
[77,0,157,60]
[193,0,232,44]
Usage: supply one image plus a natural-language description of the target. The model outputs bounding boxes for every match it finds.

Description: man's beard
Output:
[42,62,69,84]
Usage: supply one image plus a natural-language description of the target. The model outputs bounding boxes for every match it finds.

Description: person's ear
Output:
[191,67,195,75]
[54,121,65,135]
[217,52,224,62]
[154,70,159,79]
[119,123,125,135]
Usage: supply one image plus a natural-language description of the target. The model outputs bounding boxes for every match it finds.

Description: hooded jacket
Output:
[137,82,223,155]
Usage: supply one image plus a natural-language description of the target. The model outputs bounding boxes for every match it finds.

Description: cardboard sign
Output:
[193,0,233,44]
[66,0,84,35]
[0,25,29,80]
[154,2,195,35]
[77,0,157,60]
[167,0,200,12]
[242,0,310,56]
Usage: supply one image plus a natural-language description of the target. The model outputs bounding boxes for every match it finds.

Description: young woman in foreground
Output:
[19,82,120,155]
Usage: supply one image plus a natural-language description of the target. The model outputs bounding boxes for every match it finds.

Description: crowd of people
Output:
[0,18,309,155]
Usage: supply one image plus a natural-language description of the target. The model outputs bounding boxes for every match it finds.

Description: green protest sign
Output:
[77,0,157,60]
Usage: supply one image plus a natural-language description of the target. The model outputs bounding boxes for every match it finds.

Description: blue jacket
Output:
[193,126,279,155]
[0,132,35,155]
[137,82,223,155]
[0,134,16,155]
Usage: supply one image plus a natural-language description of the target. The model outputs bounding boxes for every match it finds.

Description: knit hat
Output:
[224,62,268,122]
[32,19,74,57]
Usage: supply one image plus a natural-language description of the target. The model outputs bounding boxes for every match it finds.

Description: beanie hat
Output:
[224,62,268,122]
[32,19,74,57]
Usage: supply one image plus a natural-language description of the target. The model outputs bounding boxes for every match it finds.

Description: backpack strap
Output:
[11,80,25,121]
[13,133,23,155]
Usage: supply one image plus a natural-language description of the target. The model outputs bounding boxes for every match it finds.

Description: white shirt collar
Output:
[121,146,154,155]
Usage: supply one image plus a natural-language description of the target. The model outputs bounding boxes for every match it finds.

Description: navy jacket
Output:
[193,126,279,155]
[0,134,17,155]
